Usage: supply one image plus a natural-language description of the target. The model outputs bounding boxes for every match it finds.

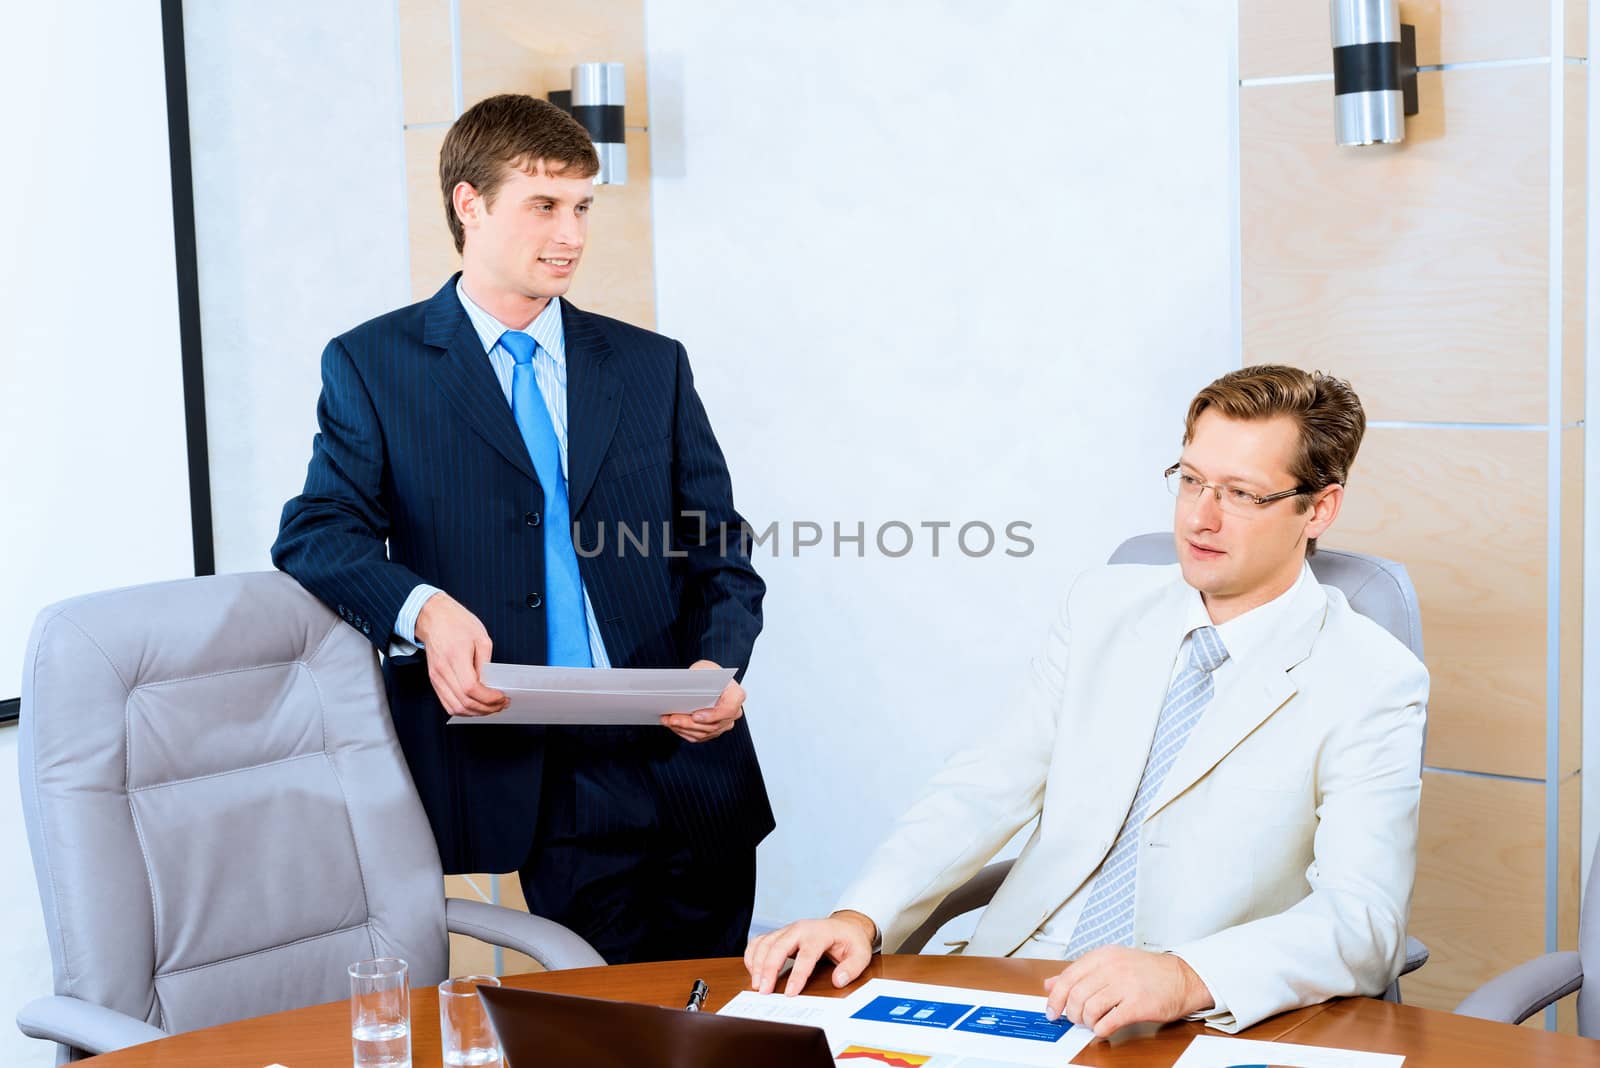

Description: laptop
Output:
[478,984,836,1067]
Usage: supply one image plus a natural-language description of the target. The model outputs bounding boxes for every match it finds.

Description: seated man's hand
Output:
[415,592,508,717]
[661,660,745,743]
[1043,946,1213,1038]
[744,911,878,996]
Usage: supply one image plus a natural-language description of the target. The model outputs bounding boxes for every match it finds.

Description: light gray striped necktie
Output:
[1064,625,1229,957]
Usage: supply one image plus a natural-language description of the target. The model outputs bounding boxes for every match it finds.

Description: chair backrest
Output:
[18,571,449,1039]
[1107,532,1424,659]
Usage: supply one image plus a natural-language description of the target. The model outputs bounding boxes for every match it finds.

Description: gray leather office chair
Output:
[15,571,604,1063]
[898,534,1430,1000]
[1455,848,1598,1034]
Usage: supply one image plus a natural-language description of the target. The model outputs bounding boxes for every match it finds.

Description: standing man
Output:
[273,94,770,963]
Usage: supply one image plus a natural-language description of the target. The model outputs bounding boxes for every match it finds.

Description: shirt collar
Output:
[455,279,566,367]
[1181,562,1311,668]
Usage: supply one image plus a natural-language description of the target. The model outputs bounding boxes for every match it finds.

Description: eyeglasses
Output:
[1164,464,1309,517]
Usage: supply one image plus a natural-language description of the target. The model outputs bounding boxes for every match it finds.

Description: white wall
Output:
[0,5,194,702]
[185,2,412,573]
[645,0,1239,927]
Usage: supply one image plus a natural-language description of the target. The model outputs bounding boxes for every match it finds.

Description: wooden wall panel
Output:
[459,0,648,120]
[1567,0,1589,58]
[404,126,458,302]
[1240,67,1549,424]
[1407,772,1547,1013]
[1333,428,1548,778]
[399,0,454,126]
[1241,0,1553,80]
[1564,67,1586,425]
[399,0,658,326]
[1241,0,1584,1034]
[1557,772,1581,1033]
[563,128,656,329]
[1560,427,1583,776]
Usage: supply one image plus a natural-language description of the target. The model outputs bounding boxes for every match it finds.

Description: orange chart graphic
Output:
[837,1045,933,1067]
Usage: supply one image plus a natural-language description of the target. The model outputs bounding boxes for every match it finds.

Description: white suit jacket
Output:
[836,563,1429,1032]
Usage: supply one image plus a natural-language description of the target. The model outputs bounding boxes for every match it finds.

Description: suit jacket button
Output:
[362,622,371,635]
[526,593,543,609]
[525,511,541,526]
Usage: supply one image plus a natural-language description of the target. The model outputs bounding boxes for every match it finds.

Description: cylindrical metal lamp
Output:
[1330,0,1404,146]
[571,62,626,185]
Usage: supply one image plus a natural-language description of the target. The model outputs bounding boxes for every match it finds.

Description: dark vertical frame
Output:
[160,0,215,577]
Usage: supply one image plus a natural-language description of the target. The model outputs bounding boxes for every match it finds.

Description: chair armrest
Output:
[445,898,606,971]
[895,859,1016,954]
[1401,935,1429,976]
[1454,950,1583,1025]
[16,995,167,1055]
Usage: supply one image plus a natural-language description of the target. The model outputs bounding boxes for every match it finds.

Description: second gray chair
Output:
[1455,847,1598,1034]
[15,571,604,1063]
[899,534,1430,999]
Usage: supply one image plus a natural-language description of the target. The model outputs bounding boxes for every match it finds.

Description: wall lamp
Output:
[1331,0,1419,146]
[549,62,627,184]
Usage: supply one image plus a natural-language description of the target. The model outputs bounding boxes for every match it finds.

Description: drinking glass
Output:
[439,975,503,1067]
[349,958,411,1068]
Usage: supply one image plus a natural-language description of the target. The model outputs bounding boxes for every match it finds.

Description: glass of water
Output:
[349,957,411,1068]
[438,975,503,1067]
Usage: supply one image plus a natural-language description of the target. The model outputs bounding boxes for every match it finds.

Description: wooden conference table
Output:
[81,954,1595,1066]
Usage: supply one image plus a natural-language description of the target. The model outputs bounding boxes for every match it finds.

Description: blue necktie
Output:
[499,331,592,667]
[1065,625,1229,957]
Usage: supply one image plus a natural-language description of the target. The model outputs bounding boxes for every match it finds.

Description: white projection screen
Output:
[0,2,200,707]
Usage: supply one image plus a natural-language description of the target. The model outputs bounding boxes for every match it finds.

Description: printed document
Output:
[1171,1034,1404,1067]
[446,664,735,725]
[721,978,1095,1066]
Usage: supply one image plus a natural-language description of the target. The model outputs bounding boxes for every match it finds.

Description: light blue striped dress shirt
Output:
[389,283,612,667]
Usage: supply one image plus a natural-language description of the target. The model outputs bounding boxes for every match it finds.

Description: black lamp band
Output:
[572,104,625,144]
[1333,41,1402,95]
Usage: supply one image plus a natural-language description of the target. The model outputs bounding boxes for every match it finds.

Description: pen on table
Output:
[685,978,709,1012]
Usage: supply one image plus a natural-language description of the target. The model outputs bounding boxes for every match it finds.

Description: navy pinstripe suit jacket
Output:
[272,276,772,873]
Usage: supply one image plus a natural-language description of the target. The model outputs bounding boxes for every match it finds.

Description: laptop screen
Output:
[479,984,836,1067]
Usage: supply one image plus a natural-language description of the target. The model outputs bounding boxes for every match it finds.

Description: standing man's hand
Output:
[744,911,878,995]
[661,659,745,742]
[415,592,508,717]
[1042,946,1213,1038]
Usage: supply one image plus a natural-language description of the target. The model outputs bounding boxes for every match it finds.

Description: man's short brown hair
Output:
[438,94,599,254]
[1183,365,1366,554]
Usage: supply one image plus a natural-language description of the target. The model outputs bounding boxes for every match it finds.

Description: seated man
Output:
[746,364,1428,1036]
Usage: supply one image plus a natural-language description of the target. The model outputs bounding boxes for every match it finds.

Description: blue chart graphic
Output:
[953,1006,1074,1043]
[850,996,976,1030]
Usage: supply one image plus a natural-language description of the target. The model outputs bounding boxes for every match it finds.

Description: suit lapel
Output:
[561,301,621,518]
[423,277,538,485]
[1144,575,1328,821]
